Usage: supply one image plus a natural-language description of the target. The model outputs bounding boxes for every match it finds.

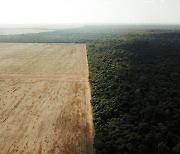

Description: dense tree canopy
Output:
[88,36,180,153]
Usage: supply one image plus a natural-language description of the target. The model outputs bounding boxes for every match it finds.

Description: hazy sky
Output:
[0,0,180,24]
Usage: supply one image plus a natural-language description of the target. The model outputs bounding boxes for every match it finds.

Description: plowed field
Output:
[0,43,94,154]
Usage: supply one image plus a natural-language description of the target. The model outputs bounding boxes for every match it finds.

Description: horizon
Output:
[0,0,180,25]
[1,23,180,27]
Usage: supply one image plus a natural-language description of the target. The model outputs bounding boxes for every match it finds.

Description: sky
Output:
[0,0,180,24]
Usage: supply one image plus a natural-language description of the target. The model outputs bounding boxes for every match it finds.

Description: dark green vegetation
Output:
[88,35,180,154]
[0,25,180,154]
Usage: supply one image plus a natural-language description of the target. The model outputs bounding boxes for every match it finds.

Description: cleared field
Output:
[0,29,55,35]
[0,25,83,35]
[0,43,94,154]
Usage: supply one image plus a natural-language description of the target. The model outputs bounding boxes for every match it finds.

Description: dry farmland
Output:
[0,43,94,154]
[0,29,55,35]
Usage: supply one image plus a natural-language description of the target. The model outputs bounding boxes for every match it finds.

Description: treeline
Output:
[1,25,180,43]
[0,26,180,154]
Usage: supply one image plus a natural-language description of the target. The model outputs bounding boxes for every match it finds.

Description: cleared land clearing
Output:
[0,43,94,154]
[0,28,55,35]
[0,25,83,35]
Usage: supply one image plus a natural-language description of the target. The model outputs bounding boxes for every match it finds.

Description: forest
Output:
[87,34,180,154]
[0,25,180,154]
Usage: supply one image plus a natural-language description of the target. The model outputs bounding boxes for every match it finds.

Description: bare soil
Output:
[0,29,55,35]
[0,43,95,154]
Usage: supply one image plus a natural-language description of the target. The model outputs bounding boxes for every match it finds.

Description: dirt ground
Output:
[0,25,83,35]
[0,43,95,154]
[0,29,55,35]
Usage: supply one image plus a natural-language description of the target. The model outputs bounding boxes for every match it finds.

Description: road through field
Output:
[0,43,95,154]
